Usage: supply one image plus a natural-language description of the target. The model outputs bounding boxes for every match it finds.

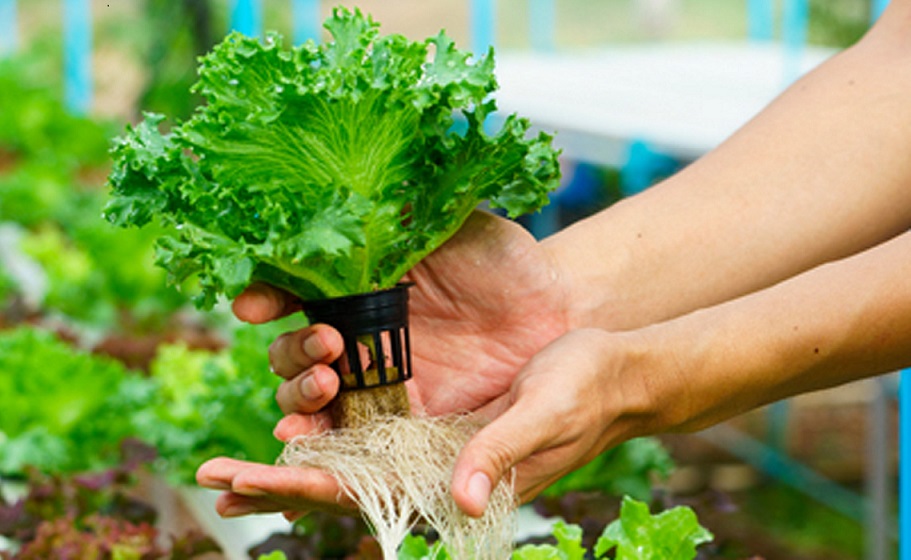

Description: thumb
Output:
[450,400,550,518]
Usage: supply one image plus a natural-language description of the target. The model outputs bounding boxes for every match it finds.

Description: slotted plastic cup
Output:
[302,283,413,391]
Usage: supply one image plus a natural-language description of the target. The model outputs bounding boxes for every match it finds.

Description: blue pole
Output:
[872,0,890,22]
[529,0,555,52]
[231,0,262,38]
[292,0,321,45]
[782,0,809,85]
[901,369,910,560]
[0,0,16,56]
[747,0,774,42]
[470,0,496,57]
[63,0,92,115]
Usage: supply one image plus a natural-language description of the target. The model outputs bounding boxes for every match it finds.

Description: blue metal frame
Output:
[747,0,774,42]
[902,370,910,560]
[782,0,809,84]
[63,0,92,115]
[529,0,554,52]
[292,0,321,45]
[0,0,16,56]
[470,0,496,57]
[701,424,869,523]
[872,0,891,21]
[231,0,262,38]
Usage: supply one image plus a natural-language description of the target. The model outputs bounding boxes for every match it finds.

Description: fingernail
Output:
[234,486,267,497]
[467,472,491,514]
[299,372,324,400]
[284,510,309,523]
[222,504,257,518]
[303,334,329,361]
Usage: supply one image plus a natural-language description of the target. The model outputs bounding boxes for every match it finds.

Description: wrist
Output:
[570,327,692,442]
[608,327,699,437]
[540,215,638,331]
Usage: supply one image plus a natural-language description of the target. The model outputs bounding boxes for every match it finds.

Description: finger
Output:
[216,491,289,517]
[232,282,300,324]
[198,458,355,514]
[228,463,355,513]
[196,457,255,490]
[275,365,340,415]
[450,400,553,518]
[273,412,333,442]
[269,324,345,380]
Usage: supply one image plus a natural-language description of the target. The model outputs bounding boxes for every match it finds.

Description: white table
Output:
[494,42,837,166]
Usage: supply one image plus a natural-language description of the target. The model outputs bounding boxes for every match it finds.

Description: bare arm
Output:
[544,1,911,330]
[643,228,911,433]
[452,225,911,513]
[449,2,911,513]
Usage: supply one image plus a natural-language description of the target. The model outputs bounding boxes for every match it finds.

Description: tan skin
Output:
[198,0,911,520]
[198,212,576,518]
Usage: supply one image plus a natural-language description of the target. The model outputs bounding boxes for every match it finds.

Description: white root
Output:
[278,414,517,560]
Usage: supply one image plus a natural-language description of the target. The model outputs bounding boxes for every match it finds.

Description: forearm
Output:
[635,228,911,433]
[543,2,911,330]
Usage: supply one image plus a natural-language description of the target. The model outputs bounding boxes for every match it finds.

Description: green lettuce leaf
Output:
[0,327,142,474]
[106,7,560,306]
[132,323,286,483]
[513,521,586,560]
[593,496,713,560]
[542,437,675,501]
[397,533,450,560]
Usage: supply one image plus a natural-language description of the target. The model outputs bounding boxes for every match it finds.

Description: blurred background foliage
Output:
[0,1,882,558]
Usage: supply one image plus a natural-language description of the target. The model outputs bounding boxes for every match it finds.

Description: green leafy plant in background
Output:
[137,0,219,121]
[0,327,144,475]
[593,496,713,559]
[11,200,188,332]
[0,268,13,307]
[131,322,285,483]
[255,552,288,560]
[0,48,112,175]
[0,48,192,333]
[0,49,112,230]
[808,0,873,48]
[542,437,674,502]
[106,7,560,307]
[0,322,284,481]
[252,497,712,560]
[513,498,711,560]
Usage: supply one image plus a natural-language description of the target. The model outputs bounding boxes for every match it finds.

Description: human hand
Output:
[197,327,666,520]
[197,210,572,517]
[449,328,658,516]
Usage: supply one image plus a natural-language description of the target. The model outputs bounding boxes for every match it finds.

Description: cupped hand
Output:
[449,328,658,516]
[197,210,573,517]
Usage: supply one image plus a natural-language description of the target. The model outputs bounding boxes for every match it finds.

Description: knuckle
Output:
[275,380,296,414]
[269,330,313,377]
[476,434,522,479]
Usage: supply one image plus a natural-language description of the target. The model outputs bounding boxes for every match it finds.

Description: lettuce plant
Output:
[541,437,674,502]
[593,496,713,559]
[0,327,144,475]
[513,497,711,560]
[106,8,560,307]
[133,324,286,484]
[252,497,713,560]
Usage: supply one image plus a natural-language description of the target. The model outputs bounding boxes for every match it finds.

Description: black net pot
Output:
[302,283,413,391]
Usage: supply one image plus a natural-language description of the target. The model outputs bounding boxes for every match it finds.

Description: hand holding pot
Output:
[196,210,573,517]
[196,6,911,523]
